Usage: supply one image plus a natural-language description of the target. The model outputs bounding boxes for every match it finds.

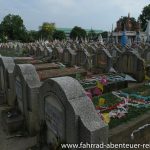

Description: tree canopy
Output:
[53,30,66,40]
[0,14,27,42]
[70,26,87,40]
[39,22,56,40]
[139,4,150,31]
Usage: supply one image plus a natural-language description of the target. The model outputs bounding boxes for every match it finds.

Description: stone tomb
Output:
[14,64,41,135]
[0,57,15,106]
[39,77,108,149]
[92,48,112,73]
[116,51,145,82]
[62,47,76,66]
[14,64,87,135]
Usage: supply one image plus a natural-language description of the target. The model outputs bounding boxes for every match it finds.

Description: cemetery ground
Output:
[0,106,36,150]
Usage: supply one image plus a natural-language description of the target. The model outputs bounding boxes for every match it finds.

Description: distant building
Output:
[112,13,146,44]
[57,28,103,38]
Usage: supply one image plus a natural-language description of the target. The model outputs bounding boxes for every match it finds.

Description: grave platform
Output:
[1,108,24,134]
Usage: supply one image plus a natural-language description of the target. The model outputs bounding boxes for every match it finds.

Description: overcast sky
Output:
[0,0,149,31]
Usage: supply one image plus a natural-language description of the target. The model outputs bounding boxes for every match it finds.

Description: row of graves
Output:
[0,52,150,149]
[1,41,150,82]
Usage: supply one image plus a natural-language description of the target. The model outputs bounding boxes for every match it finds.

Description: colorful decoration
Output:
[101,113,110,124]
[96,80,104,92]
[98,98,105,106]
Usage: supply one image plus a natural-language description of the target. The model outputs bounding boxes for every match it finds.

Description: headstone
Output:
[14,64,41,135]
[0,57,16,106]
[39,76,108,149]
[116,51,145,82]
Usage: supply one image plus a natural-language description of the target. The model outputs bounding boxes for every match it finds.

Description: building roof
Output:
[57,28,103,34]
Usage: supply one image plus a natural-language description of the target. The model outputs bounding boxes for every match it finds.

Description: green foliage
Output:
[39,22,56,40]
[53,30,66,40]
[101,31,108,38]
[88,29,98,40]
[28,30,39,42]
[139,4,150,31]
[0,14,27,42]
[70,26,87,40]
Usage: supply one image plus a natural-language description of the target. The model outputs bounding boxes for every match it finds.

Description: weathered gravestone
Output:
[92,48,112,73]
[116,51,145,82]
[0,57,16,106]
[62,47,76,66]
[14,64,41,135]
[14,63,86,135]
[38,76,108,149]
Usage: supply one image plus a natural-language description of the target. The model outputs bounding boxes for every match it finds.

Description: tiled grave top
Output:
[34,63,60,71]
[37,67,87,81]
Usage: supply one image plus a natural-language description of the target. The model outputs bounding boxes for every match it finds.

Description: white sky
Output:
[0,0,149,31]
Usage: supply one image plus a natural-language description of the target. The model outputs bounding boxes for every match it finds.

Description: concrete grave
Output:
[14,64,41,135]
[62,47,76,66]
[92,48,112,73]
[39,76,108,149]
[0,57,16,106]
[116,51,145,82]
[13,63,86,135]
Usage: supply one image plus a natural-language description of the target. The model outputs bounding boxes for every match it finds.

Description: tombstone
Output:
[39,76,108,149]
[14,64,41,135]
[52,46,63,62]
[142,46,150,62]
[44,46,53,58]
[116,51,145,82]
[0,57,16,106]
[92,48,112,73]
[62,47,76,66]
[75,48,90,69]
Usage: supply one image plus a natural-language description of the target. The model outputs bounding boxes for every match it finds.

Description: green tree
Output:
[70,26,87,40]
[101,31,108,38]
[28,30,39,42]
[53,30,66,40]
[0,14,27,42]
[139,4,150,31]
[39,22,56,40]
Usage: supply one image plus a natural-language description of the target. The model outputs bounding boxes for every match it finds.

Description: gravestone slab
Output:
[0,57,15,106]
[14,64,41,135]
[39,76,108,149]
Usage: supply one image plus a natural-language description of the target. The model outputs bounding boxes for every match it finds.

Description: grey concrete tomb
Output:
[0,57,16,106]
[14,64,41,135]
[39,76,108,149]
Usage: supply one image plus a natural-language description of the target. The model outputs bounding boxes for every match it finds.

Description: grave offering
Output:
[93,83,150,129]
[80,73,128,98]
[38,76,108,149]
